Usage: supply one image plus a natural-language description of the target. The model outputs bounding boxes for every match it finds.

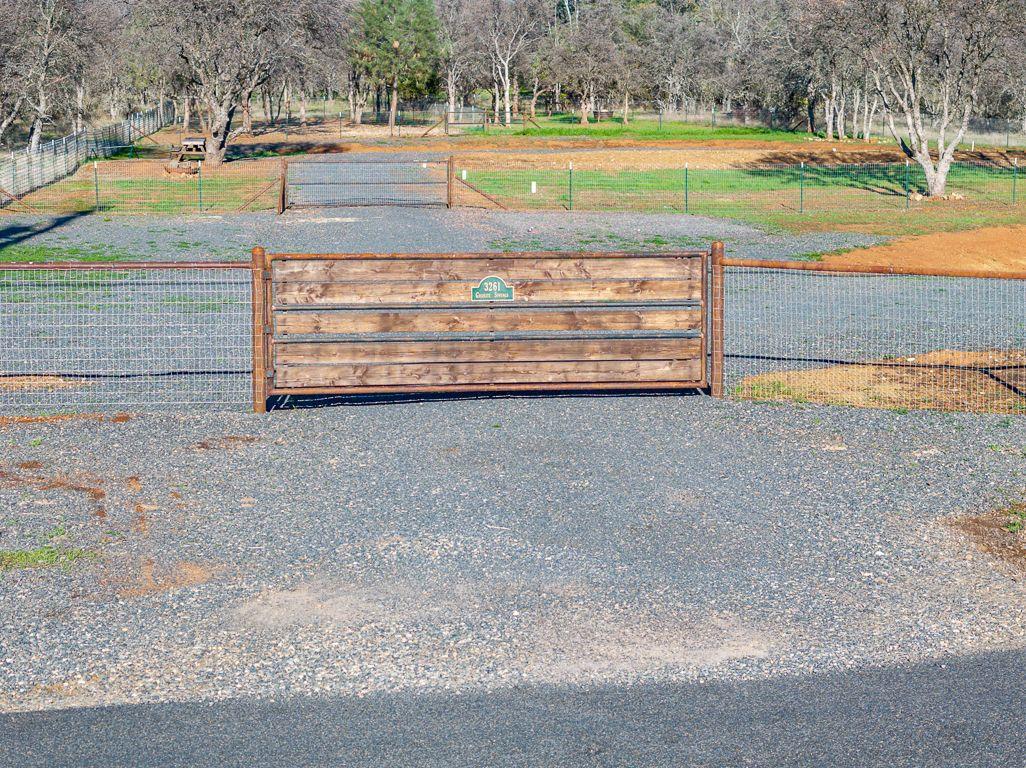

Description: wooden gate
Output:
[251,246,724,411]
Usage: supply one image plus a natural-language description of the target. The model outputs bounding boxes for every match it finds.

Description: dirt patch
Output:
[189,435,258,451]
[0,413,133,429]
[0,375,90,393]
[117,558,217,598]
[527,610,771,680]
[822,226,1026,276]
[948,503,1026,574]
[0,466,107,518]
[736,349,1026,412]
[234,582,392,630]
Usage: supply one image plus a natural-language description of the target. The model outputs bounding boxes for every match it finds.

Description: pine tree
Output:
[352,0,440,134]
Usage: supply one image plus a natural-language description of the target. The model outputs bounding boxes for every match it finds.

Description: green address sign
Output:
[471,275,514,302]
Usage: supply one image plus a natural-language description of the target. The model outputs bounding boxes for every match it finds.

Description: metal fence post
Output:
[684,163,689,214]
[197,160,203,211]
[568,161,574,211]
[92,161,100,210]
[1014,159,1019,205]
[904,160,910,209]
[799,162,805,214]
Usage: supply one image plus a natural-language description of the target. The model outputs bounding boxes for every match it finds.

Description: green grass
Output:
[461,161,1022,236]
[468,114,809,143]
[488,231,711,253]
[0,243,138,263]
[0,523,96,572]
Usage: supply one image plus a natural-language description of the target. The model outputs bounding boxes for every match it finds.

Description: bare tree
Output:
[0,0,33,144]
[856,0,1022,195]
[138,0,306,165]
[478,0,545,126]
[435,0,476,115]
[21,0,83,151]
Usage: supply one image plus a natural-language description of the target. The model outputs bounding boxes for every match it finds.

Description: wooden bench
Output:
[250,247,724,411]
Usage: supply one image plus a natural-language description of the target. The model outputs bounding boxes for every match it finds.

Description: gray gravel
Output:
[0,398,1025,765]
[0,208,886,262]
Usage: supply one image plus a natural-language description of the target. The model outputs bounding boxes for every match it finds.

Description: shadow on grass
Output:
[2,648,1024,767]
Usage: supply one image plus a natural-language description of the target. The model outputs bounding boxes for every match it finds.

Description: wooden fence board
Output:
[275,359,702,388]
[275,307,703,336]
[273,256,703,282]
[274,279,702,307]
[256,248,720,406]
[275,338,701,365]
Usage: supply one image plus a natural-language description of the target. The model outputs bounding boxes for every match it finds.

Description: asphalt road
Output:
[4,648,1025,767]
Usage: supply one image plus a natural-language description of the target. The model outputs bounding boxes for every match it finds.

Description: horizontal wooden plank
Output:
[273,256,703,282]
[275,338,701,365]
[274,279,701,306]
[269,381,702,396]
[275,307,703,335]
[274,359,703,388]
[267,250,708,262]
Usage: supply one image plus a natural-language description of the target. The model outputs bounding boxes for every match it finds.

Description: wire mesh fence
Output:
[724,264,1026,413]
[454,160,1023,216]
[4,154,1023,217]
[0,264,251,412]
[0,103,176,211]
[0,258,1024,415]
[285,157,450,208]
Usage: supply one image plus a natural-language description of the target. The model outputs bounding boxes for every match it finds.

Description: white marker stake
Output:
[531,181,537,194]
[461,169,467,181]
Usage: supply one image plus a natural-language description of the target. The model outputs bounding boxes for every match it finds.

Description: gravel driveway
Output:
[0,208,885,262]
[1,397,1025,765]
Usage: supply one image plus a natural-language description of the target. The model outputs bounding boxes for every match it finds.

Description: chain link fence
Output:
[0,263,250,412]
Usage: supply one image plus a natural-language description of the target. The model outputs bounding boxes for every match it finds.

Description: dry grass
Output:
[736,349,1026,412]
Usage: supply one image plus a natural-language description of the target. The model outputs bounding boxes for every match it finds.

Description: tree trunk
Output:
[205,104,237,167]
[388,74,399,136]
[622,90,630,125]
[579,97,589,125]
[242,91,253,134]
[447,74,457,116]
[299,90,308,126]
[28,117,43,153]
[503,71,512,127]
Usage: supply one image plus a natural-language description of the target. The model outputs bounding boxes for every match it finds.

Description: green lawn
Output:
[465,114,810,143]
[458,161,1023,234]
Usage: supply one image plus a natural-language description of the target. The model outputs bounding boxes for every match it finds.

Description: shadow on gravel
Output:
[0,213,89,252]
[3,649,1025,767]
[268,389,711,410]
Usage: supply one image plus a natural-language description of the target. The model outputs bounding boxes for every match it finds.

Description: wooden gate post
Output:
[709,241,725,397]
[446,155,454,209]
[276,158,288,214]
[251,247,269,412]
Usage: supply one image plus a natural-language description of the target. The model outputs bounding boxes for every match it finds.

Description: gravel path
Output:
[0,208,886,262]
[1,398,1025,765]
